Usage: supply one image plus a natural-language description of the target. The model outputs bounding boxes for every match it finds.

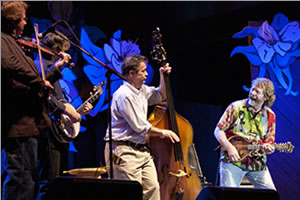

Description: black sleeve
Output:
[48,93,66,116]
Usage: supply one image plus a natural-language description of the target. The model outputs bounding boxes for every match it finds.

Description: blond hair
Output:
[251,78,276,107]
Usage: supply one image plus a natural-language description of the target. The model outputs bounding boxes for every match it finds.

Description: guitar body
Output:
[59,103,80,138]
[227,135,260,161]
[52,102,80,143]
[222,135,294,162]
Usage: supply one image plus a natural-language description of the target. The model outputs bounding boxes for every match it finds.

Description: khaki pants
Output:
[105,143,160,200]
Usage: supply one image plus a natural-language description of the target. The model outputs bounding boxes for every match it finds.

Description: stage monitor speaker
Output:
[196,186,279,200]
[47,176,143,200]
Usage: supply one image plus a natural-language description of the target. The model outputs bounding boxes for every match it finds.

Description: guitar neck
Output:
[76,90,101,115]
[247,143,292,152]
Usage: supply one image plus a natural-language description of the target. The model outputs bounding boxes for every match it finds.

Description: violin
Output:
[17,38,75,69]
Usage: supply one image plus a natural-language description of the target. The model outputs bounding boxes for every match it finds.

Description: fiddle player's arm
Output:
[2,37,53,91]
[43,80,54,90]
[214,127,240,162]
[54,52,71,69]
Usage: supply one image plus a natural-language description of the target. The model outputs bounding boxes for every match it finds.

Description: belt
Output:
[111,140,148,150]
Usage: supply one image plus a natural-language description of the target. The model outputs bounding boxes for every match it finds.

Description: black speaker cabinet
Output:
[196,186,279,200]
[47,176,143,200]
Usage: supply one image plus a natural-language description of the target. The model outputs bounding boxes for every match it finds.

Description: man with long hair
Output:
[215,78,277,190]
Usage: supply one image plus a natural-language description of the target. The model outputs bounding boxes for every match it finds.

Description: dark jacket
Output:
[1,32,58,141]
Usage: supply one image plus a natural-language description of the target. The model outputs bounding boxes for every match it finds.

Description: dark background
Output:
[23,1,300,199]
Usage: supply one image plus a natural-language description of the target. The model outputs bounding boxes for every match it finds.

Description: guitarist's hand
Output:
[215,127,241,162]
[64,104,81,123]
[263,143,275,154]
[81,102,93,115]
[226,144,241,162]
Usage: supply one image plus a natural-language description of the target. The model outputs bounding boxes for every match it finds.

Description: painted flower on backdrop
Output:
[81,27,154,116]
[103,31,141,74]
[231,13,300,96]
[29,18,154,126]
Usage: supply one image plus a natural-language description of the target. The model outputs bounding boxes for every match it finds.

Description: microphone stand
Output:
[105,70,113,179]
[54,30,126,179]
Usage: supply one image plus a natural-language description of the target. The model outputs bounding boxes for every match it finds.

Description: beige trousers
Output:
[105,142,160,200]
[105,143,160,200]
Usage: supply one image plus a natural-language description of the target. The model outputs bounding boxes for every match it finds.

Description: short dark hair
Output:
[40,31,70,52]
[1,1,28,34]
[121,54,148,76]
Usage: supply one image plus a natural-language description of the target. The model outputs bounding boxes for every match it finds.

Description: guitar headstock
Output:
[91,80,106,97]
[150,27,167,66]
[276,141,295,153]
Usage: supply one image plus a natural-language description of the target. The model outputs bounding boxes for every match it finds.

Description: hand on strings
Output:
[159,63,172,75]
[160,129,180,143]
[263,143,275,154]
[226,143,241,162]
[54,52,71,69]
[81,102,93,115]
[64,105,81,123]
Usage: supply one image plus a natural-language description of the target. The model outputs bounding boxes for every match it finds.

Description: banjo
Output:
[52,81,105,143]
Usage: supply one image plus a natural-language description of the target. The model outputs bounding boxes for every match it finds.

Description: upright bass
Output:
[147,28,206,200]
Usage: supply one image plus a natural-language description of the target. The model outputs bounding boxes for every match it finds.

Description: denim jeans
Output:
[219,161,276,190]
[36,130,68,200]
[2,137,39,200]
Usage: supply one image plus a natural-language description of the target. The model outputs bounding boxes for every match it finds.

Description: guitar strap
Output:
[61,89,70,103]
[48,88,69,116]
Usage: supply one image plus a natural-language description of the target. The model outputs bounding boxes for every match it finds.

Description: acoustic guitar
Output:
[222,135,294,161]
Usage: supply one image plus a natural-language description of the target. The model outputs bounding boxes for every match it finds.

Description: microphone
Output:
[38,21,59,38]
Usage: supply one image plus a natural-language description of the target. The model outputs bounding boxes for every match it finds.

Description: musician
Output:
[214,77,277,190]
[34,31,93,200]
[1,1,54,200]
[104,54,180,200]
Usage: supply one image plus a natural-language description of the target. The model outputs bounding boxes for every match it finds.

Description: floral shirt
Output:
[217,99,276,171]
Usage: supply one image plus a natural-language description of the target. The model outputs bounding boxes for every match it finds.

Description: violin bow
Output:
[33,23,46,80]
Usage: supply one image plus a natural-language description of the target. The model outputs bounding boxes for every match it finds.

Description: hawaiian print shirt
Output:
[217,99,276,171]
